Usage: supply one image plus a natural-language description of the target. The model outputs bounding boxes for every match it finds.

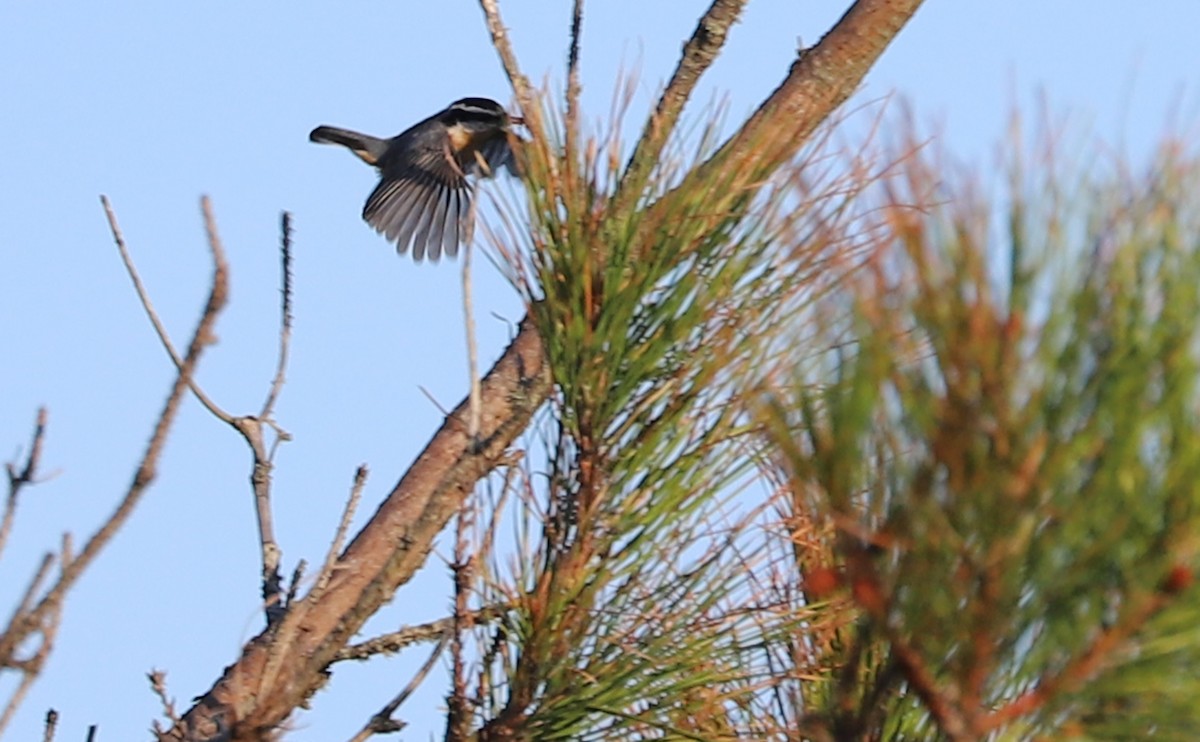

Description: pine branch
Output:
[163,1,924,737]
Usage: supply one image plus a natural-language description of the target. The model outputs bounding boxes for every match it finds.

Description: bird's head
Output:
[441,97,523,135]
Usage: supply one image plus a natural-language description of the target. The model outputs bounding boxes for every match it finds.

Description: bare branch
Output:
[285,559,307,608]
[148,670,182,732]
[447,487,477,741]
[0,551,64,737]
[0,667,41,737]
[4,553,53,644]
[464,193,483,443]
[100,195,233,424]
[347,634,450,742]
[260,211,294,420]
[41,709,57,742]
[243,211,298,624]
[335,604,509,663]
[0,196,228,690]
[104,196,292,625]
[258,465,368,705]
[1,407,49,562]
[169,316,548,739]
[311,466,369,601]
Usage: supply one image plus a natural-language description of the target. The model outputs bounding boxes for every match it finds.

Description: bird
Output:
[310,97,522,262]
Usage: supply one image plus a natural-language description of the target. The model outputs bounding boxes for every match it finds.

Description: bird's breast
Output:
[446,124,473,154]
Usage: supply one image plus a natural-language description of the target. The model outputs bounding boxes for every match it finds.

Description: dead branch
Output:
[259,211,294,421]
[0,197,227,738]
[446,481,478,741]
[242,213,298,624]
[42,709,56,742]
[463,193,483,442]
[0,568,60,737]
[149,670,183,733]
[252,466,370,711]
[101,196,234,424]
[347,634,449,742]
[106,197,296,624]
[335,606,511,664]
[311,466,369,600]
[1,408,49,564]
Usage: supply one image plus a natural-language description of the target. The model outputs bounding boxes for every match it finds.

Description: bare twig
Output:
[336,604,511,663]
[285,559,307,608]
[149,670,182,729]
[105,197,295,625]
[256,466,369,704]
[260,211,294,420]
[0,664,41,737]
[1,407,48,563]
[347,634,450,742]
[311,466,369,601]
[42,709,57,742]
[463,192,482,444]
[101,195,233,424]
[447,489,478,741]
[0,552,64,737]
[417,385,454,418]
[244,211,299,624]
[4,553,54,642]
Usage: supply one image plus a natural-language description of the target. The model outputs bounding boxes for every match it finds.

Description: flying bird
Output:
[310,97,522,262]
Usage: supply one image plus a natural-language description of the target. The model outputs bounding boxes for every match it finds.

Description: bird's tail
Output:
[309,126,389,167]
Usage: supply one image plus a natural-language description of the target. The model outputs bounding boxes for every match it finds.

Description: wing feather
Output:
[360,133,514,261]
[411,182,447,262]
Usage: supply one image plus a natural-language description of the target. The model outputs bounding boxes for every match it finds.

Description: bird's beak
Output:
[509,115,526,127]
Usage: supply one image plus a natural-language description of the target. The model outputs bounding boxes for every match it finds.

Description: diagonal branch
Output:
[614,0,748,210]
[0,197,228,728]
[30,195,227,629]
[167,316,549,740]
[698,0,924,188]
[166,1,924,737]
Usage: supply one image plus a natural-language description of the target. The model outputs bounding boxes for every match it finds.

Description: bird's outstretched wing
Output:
[364,136,514,262]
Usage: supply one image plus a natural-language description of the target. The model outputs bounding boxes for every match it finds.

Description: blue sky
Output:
[0,1,1196,739]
